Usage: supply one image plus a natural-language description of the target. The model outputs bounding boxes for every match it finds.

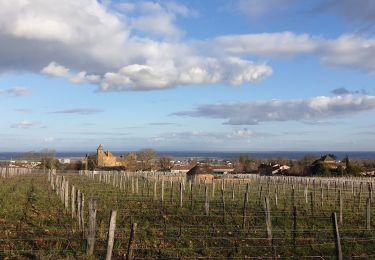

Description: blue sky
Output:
[0,0,374,152]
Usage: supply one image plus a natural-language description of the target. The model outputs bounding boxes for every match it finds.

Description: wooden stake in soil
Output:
[291,185,295,209]
[242,184,249,229]
[153,181,157,201]
[77,190,82,231]
[179,182,183,208]
[264,197,272,244]
[205,185,209,216]
[308,191,314,218]
[293,206,297,250]
[71,185,76,218]
[246,182,250,203]
[81,192,85,233]
[358,186,362,210]
[332,212,343,260]
[231,183,235,201]
[170,181,174,204]
[275,192,278,209]
[190,181,194,210]
[64,181,69,209]
[87,198,97,256]
[368,183,373,203]
[366,198,371,230]
[125,223,137,260]
[141,178,146,197]
[106,210,117,260]
[339,189,343,225]
[161,177,164,204]
[221,188,226,223]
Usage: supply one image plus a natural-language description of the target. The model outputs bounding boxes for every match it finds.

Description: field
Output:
[1,168,375,259]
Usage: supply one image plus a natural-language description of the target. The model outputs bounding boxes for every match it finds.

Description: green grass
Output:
[0,174,86,259]
[64,173,375,259]
[2,172,375,259]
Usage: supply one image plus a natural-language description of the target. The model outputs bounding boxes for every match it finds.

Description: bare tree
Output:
[123,153,138,171]
[40,157,61,170]
[238,154,253,173]
[159,156,173,171]
[137,149,156,171]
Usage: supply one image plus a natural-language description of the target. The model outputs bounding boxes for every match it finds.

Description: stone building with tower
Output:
[87,145,134,168]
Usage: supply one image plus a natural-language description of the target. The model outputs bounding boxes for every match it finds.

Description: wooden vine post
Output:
[332,212,343,260]
[71,185,76,218]
[77,190,82,231]
[205,185,209,216]
[366,198,371,230]
[106,210,117,260]
[125,223,138,260]
[242,183,249,229]
[179,182,183,208]
[264,197,272,245]
[221,188,226,223]
[339,189,343,225]
[87,198,97,256]
[293,206,297,250]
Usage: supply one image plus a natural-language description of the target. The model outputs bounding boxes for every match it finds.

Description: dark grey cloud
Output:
[14,108,32,113]
[235,0,298,19]
[331,87,350,95]
[0,33,108,74]
[331,87,368,95]
[52,108,104,115]
[317,0,375,25]
[0,87,30,96]
[173,95,375,125]
[236,0,375,31]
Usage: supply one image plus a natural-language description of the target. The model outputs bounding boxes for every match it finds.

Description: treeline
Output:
[233,154,375,176]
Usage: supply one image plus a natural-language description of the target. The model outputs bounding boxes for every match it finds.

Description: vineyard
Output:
[1,168,375,259]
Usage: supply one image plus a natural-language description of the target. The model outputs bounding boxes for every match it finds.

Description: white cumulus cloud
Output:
[41,62,69,77]
[0,0,373,92]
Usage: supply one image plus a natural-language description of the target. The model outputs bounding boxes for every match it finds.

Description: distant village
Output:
[2,145,375,177]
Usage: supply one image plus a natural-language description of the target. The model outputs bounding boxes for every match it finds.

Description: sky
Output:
[0,0,374,152]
